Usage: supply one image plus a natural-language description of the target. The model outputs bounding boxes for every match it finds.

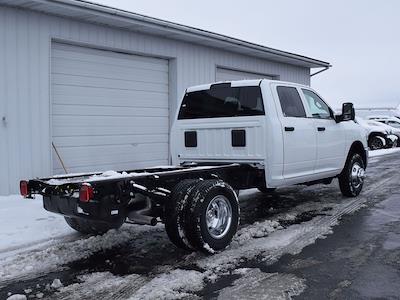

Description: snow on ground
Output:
[54,272,148,300]
[0,224,162,282]
[126,172,396,299]
[0,194,164,282]
[0,173,389,298]
[0,148,394,259]
[217,268,306,300]
[0,195,74,258]
[1,152,398,298]
[369,147,400,157]
[129,269,205,300]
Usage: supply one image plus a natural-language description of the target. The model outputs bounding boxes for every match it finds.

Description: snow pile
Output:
[0,195,74,257]
[50,279,63,289]
[55,272,147,299]
[217,268,306,300]
[369,148,400,157]
[0,224,162,281]
[130,269,204,300]
[233,220,282,245]
[6,295,27,300]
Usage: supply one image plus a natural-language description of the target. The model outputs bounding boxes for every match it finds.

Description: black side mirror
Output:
[336,102,355,122]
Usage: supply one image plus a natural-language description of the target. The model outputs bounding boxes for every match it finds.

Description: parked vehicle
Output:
[356,117,398,149]
[369,116,400,130]
[20,80,368,253]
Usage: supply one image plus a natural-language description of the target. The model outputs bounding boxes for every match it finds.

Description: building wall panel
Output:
[0,6,310,194]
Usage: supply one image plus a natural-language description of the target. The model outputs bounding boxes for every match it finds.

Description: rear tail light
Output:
[20,180,29,197]
[79,184,94,202]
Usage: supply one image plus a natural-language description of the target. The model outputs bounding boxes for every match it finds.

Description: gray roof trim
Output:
[0,0,331,68]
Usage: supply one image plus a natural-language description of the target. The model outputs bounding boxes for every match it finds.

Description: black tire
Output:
[164,179,200,250]
[339,153,365,197]
[368,135,384,150]
[182,180,239,253]
[64,216,124,235]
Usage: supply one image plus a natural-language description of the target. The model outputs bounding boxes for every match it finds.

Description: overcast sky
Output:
[93,0,400,109]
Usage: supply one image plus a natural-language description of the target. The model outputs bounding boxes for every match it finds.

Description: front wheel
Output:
[64,216,124,235]
[369,135,385,150]
[338,153,365,197]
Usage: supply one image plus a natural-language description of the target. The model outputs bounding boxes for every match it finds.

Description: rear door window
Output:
[178,84,264,119]
[276,86,306,118]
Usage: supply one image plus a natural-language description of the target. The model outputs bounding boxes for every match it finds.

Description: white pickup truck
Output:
[21,79,368,253]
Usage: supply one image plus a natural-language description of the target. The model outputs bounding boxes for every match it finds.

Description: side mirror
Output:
[336,102,355,122]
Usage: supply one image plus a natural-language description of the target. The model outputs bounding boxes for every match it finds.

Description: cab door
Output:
[274,85,317,180]
[301,89,346,174]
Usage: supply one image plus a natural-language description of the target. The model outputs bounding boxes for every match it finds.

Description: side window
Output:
[388,120,400,128]
[276,86,306,118]
[302,89,332,119]
[178,85,265,119]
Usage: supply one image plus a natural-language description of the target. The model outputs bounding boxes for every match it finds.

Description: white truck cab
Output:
[171,79,368,192]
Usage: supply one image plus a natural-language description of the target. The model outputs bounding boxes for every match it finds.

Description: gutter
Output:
[3,0,331,68]
[310,66,331,77]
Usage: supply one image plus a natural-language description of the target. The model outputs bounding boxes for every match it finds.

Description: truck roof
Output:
[186,79,303,93]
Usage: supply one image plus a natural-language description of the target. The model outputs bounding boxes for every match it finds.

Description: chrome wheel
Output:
[205,195,232,239]
[351,162,365,189]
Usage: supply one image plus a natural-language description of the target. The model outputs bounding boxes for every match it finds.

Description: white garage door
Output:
[51,43,169,175]
[216,67,274,82]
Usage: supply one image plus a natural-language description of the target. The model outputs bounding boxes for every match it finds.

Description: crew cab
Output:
[20,79,368,253]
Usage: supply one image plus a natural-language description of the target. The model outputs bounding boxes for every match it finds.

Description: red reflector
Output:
[79,184,94,202]
[20,180,29,197]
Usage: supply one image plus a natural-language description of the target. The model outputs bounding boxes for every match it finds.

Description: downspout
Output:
[310,66,330,77]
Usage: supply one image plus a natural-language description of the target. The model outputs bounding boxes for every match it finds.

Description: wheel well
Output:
[348,141,367,167]
[369,132,386,140]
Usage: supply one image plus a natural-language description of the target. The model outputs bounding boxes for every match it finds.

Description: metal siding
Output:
[216,67,274,81]
[0,8,8,194]
[0,6,310,194]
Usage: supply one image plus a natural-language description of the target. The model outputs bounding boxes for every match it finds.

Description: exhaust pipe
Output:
[128,212,157,226]
[127,196,157,226]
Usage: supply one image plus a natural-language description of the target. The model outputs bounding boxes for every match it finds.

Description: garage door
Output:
[51,43,169,175]
[216,67,274,82]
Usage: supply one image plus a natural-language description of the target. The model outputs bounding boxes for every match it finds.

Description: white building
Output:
[0,0,330,195]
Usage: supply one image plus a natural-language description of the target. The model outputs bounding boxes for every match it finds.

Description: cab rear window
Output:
[178,84,265,119]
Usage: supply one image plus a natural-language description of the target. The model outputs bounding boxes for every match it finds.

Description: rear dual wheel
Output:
[164,179,199,250]
[165,179,239,253]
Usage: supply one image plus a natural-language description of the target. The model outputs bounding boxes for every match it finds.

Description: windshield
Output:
[178,84,265,119]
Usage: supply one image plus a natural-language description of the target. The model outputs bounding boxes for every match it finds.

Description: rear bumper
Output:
[43,195,126,223]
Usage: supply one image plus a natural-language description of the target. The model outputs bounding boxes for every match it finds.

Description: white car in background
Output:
[368,116,400,142]
[356,117,398,150]
[369,116,400,129]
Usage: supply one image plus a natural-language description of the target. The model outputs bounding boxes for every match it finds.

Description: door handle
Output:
[285,127,295,132]
[318,127,326,131]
